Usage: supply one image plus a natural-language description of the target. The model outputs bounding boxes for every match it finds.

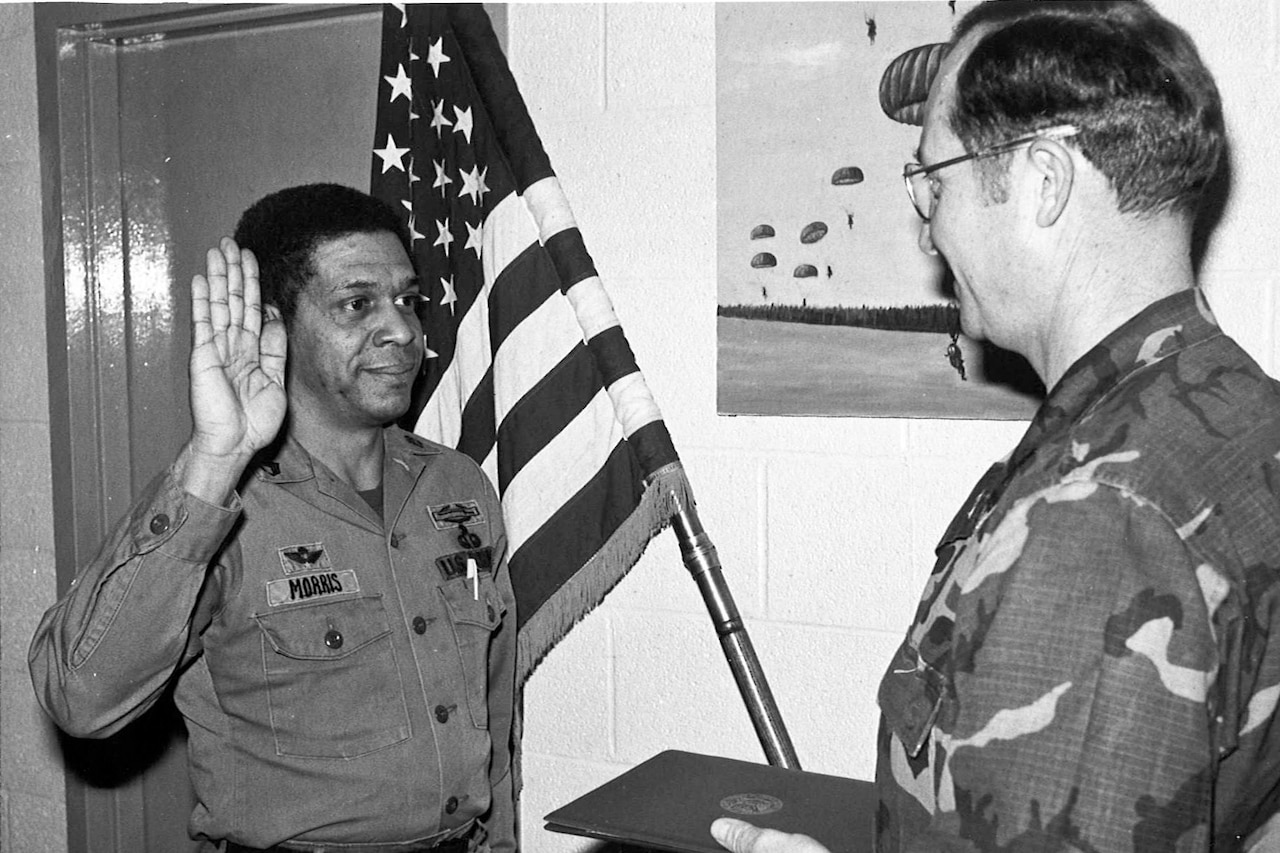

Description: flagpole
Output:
[671,492,801,770]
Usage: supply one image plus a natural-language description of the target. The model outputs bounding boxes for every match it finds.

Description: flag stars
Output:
[459,164,489,206]
[433,158,454,199]
[427,37,451,78]
[407,212,425,245]
[440,275,458,315]
[434,218,454,257]
[431,99,452,138]
[383,63,412,104]
[465,221,484,260]
[408,157,421,186]
[453,105,474,145]
[373,133,410,174]
[392,2,407,28]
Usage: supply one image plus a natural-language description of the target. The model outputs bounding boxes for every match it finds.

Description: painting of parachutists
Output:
[716,1,1042,418]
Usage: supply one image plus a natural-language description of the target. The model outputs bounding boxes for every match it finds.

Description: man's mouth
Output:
[364,362,418,377]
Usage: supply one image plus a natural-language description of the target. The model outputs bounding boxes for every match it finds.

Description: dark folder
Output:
[543,750,877,853]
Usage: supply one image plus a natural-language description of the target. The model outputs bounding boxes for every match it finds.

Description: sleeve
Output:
[480,475,518,853]
[27,466,242,739]
[904,481,1220,852]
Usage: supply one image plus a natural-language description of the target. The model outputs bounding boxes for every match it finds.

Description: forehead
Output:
[307,231,415,290]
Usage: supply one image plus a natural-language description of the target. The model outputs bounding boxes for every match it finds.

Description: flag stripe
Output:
[503,388,625,554]
[623,419,680,476]
[509,440,643,628]
[488,242,561,353]
[496,345,601,492]
[565,276,624,342]
[456,367,496,465]
[524,176,581,245]
[588,326,641,388]
[544,228,598,292]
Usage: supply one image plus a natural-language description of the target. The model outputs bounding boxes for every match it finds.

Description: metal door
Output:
[44,5,380,849]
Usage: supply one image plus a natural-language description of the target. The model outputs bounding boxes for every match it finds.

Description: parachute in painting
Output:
[880,42,950,126]
[793,264,818,279]
[831,166,864,186]
[750,252,777,269]
[750,224,775,240]
[799,221,828,244]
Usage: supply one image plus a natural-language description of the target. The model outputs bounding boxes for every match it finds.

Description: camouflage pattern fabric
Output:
[876,289,1280,852]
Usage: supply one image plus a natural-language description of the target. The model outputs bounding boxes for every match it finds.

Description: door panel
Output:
[47,5,380,850]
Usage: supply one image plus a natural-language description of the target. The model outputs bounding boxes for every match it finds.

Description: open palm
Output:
[188,238,287,464]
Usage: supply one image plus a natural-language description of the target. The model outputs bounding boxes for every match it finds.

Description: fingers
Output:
[712,818,764,853]
[710,819,830,853]
[222,236,246,331]
[191,272,213,348]
[205,244,230,338]
[241,248,263,338]
[259,304,288,388]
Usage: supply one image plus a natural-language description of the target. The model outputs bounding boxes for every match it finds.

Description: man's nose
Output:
[375,304,420,346]
[917,220,938,256]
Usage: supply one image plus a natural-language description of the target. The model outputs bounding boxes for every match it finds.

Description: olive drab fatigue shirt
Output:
[29,427,517,852]
[876,289,1280,852]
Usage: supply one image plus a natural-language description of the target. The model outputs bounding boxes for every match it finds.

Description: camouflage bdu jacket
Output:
[876,289,1280,852]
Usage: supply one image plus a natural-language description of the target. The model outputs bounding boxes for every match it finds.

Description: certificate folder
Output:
[543,750,877,853]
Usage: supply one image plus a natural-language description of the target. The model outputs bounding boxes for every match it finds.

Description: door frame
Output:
[38,7,375,850]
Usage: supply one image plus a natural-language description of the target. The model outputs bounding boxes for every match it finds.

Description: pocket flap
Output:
[256,595,391,661]
[440,584,503,630]
[877,641,946,759]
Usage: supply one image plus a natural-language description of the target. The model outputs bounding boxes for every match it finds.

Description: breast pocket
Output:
[255,595,410,758]
[439,579,505,730]
[877,640,949,760]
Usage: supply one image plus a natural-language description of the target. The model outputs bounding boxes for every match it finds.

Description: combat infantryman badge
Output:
[428,500,486,530]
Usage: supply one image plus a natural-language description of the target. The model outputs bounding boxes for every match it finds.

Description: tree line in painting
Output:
[718,302,959,334]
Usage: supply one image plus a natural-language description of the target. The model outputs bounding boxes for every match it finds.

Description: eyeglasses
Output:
[903,125,1079,221]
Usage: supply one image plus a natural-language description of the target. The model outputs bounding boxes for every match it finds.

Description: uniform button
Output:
[390,532,401,549]
[486,604,496,622]
[445,796,459,814]
[413,616,428,634]
[324,629,343,650]
[435,704,450,723]
[149,514,170,535]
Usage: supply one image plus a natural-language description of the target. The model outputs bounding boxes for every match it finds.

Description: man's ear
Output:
[1026,138,1074,227]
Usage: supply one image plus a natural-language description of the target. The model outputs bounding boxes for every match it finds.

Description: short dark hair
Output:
[949,1,1224,217]
[232,183,413,323]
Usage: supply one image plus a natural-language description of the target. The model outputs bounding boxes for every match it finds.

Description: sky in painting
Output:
[717,2,978,308]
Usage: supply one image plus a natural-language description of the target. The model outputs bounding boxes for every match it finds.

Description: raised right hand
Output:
[181,238,287,501]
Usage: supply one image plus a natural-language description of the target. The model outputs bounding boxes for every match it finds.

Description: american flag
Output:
[370,3,691,681]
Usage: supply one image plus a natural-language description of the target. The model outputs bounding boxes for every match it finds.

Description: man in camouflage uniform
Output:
[713,2,1280,851]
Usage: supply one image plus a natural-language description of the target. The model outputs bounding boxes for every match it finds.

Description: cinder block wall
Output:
[508,4,1280,853]
[0,3,1276,852]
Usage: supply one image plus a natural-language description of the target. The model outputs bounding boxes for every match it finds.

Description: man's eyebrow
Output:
[329,276,422,293]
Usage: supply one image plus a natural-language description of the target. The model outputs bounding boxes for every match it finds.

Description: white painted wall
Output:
[508,4,1280,853]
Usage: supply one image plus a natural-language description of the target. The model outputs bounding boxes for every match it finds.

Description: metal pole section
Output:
[671,492,801,770]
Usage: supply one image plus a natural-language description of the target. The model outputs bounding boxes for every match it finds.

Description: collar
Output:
[1007,287,1222,477]
[252,425,445,484]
